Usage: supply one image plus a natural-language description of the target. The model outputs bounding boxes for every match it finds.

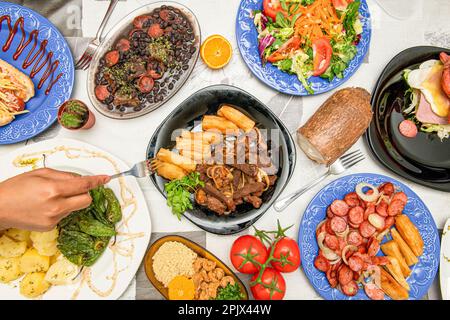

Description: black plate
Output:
[146,84,296,235]
[366,46,450,192]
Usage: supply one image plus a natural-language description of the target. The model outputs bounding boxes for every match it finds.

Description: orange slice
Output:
[200,35,232,69]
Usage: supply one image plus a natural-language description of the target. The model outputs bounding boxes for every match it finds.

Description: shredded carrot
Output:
[293,0,343,43]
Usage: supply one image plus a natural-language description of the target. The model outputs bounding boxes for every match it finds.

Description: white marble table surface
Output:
[1,0,449,300]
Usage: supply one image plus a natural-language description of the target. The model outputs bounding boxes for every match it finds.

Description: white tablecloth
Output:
[1,0,449,300]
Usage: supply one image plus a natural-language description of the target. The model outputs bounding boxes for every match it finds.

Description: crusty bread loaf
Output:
[0,58,34,102]
[297,87,372,165]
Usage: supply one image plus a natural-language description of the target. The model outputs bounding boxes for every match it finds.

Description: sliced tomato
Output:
[332,0,354,11]
[0,89,25,112]
[263,0,287,21]
[312,37,332,76]
[267,36,301,63]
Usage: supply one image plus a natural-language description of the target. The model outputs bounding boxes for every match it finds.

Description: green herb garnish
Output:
[215,283,245,300]
[164,172,204,220]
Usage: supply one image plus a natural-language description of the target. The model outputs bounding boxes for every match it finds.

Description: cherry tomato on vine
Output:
[230,235,268,274]
[251,267,286,300]
[271,237,301,273]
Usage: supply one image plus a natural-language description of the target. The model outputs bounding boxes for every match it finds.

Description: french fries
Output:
[156,148,197,172]
[391,228,418,266]
[202,115,239,134]
[380,268,409,300]
[181,130,221,145]
[380,241,411,278]
[217,105,255,132]
[179,150,212,163]
[395,215,424,257]
[176,137,211,155]
[151,160,187,181]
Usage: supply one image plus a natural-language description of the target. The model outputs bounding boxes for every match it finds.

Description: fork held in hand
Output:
[273,150,365,212]
[75,0,119,70]
[110,160,152,180]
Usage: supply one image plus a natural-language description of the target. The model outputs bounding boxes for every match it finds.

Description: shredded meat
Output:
[192,127,278,215]
[195,189,207,205]
[232,169,241,190]
[244,195,262,208]
[268,175,278,186]
[206,196,226,215]
[196,164,209,182]
[203,183,235,211]
[230,163,258,177]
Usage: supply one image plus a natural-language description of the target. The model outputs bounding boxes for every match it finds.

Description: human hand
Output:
[0,168,111,231]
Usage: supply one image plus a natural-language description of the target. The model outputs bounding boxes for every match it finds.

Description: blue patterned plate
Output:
[235,0,371,96]
[0,2,74,144]
[299,173,440,300]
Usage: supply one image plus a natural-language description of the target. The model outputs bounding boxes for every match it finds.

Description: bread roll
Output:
[297,87,372,165]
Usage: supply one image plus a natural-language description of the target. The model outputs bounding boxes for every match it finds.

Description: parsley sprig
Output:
[164,172,204,220]
[215,283,245,300]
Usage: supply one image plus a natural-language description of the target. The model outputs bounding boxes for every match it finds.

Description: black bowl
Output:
[366,46,450,192]
[146,84,296,234]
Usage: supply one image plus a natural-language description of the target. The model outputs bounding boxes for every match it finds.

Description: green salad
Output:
[254,0,363,93]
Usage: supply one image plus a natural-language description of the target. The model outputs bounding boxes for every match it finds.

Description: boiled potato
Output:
[30,229,58,245]
[19,248,50,273]
[0,257,22,283]
[33,241,58,257]
[0,235,27,258]
[45,258,80,285]
[20,272,50,298]
[4,229,31,245]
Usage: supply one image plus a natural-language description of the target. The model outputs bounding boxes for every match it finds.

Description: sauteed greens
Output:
[57,186,122,267]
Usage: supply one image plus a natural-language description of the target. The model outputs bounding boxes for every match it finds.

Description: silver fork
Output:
[75,0,119,70]
[273,150,365,212]
[110,160,152,180]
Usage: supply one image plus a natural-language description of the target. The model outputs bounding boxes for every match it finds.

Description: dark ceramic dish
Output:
[146,84,296,234]
[366,46,450,192]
